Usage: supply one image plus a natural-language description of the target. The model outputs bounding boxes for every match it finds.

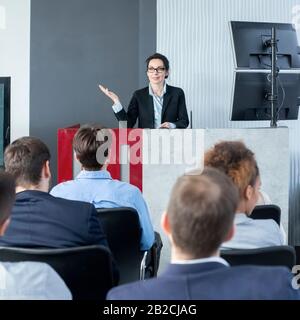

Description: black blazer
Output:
[115,85,189,128]
[0,190,108,248]
[107,262,300,300]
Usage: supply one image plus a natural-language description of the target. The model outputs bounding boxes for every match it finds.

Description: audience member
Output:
[0,171,71,300]
[204,141,285,249]
[107,168,299,299]
[51,125,155,251]
[0,137,109,250]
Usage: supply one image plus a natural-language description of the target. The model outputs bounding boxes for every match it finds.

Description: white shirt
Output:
[221,213,285,250]
[0,262,72,300]
[256,191,287,244]
[172,256,229,266]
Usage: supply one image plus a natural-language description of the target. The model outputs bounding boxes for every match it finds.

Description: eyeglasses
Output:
[147,67,166,73]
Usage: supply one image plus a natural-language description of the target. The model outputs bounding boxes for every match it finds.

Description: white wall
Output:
[0,0,30,140]
[157,0,300,244]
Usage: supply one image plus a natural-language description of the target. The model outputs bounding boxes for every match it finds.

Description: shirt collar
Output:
[76,170,112,180]
[148,82,167,97]
[235,213,250,223]
[172,256,229,267]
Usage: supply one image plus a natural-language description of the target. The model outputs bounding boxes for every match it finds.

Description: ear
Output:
[0,218,10,236]
[223,224,235,243]
[44,160,51,179]
[74,152,80,162]
[102,157,109,170]
[244,184,253,201]
[161,211,171,237]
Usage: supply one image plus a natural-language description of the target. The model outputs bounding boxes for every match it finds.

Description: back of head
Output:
[0,171,15,224]
[73,124,110,171]
[4,137,50,187]
[167,167,239,258]
[204,141,259,197]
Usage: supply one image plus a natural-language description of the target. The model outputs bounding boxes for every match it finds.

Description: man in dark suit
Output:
[0,136,108,249]
[107,168,300,300]
[99,53,189,129]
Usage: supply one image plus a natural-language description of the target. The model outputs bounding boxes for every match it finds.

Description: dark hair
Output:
[0,171,15,224]
[204,141,259,198]
[4,137,51,187]
[73,124,110,170]
[167,167,239,258]
[146,53,170,79]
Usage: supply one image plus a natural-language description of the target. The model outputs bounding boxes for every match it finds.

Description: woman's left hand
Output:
[160,122,171,129]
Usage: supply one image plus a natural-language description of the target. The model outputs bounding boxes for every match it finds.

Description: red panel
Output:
[57,126,143,192]
[106,128,121,181]
[57,124,80,183]
[128,129,143,192]
[107,129,143,192]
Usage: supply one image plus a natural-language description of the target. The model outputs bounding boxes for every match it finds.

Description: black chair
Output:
[221,245,296,270]
[251,204,281,226]
[96,207,162,284]
[0,245,114,300]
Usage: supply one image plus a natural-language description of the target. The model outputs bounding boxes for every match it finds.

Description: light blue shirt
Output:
[221,213,285,250]
[0,262,72,300]
[112,82,176,129]
[50,170,155,251]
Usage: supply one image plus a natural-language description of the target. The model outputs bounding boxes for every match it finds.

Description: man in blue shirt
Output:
[51,125,155,251]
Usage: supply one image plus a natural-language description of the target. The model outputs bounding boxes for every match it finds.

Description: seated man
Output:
[50,125,155,251]
[0,137,109,250]
[0,171,71,300]
[107,168,299,300]
[204,141,285,249]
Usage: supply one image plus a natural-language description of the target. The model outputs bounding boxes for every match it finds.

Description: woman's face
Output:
[147,58,168,86]
[246,175,261,215]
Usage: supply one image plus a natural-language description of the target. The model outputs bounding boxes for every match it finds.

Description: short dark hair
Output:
[4,137,51,187]
[73,124,110,170]
[0,171,15,224]
[146,53,170,79]
[167,167,239,258]
[204,141,259,198]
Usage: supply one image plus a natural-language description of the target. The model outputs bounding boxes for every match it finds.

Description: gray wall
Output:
[30,0,156,183]
[139,0,157,87]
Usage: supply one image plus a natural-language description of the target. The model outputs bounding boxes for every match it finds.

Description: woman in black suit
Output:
[99,53,189,129]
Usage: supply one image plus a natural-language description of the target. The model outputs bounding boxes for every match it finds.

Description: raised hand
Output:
[98,85,120,104]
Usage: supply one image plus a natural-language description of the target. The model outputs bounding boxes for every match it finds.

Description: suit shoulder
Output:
[230,265,293,285]
[107,279,157,300]
[167,85,184,95]
[134,87,149,96]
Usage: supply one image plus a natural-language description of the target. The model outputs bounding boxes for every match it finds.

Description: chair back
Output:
[96,207,142,284]
[251,204,281,226]
[0,245,114,300]
[221,245,296,269]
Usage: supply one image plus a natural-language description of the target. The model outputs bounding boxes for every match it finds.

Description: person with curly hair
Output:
[204,140,285,249]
